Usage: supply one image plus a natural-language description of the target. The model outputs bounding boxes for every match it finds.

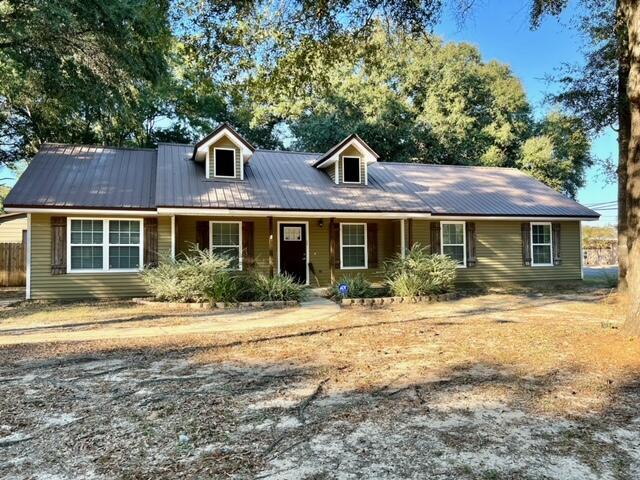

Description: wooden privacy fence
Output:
[0,241,26,287]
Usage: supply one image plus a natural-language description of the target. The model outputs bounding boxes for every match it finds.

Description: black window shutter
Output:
[521,222,532,266]
[144,218,158,267]
[196,221,209,250]
[466,222,477,267]
[51,216,67,275]
[430,222,441,255]
[552,223,562,266]
[332,222,341,269]
[367,223,378,268]
[242,221,255,269]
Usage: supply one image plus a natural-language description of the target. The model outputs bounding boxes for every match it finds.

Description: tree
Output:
[517,112,593,198]
[544,0,630,289]
[530,0,640,331]
[240,26,591,197]
[0,0,172,164]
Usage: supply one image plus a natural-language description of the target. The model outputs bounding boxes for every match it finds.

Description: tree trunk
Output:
[623,0,640,334]
[618,0,631,292]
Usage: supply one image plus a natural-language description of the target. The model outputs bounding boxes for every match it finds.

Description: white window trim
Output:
[340,222,368,270]
[530,221,553,267]
[440,221,467,268]
[210,220,243,271]
[67,218,144,274]
[276,221,310,285]
[341,155,362,184]
[212,147,237,179]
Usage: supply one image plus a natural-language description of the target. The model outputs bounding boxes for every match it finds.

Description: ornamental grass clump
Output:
[250,273,308,302]
[384,245,458,297]
[141,247,244,303]
[328,274,375,299]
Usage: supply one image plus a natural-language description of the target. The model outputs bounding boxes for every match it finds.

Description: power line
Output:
[586,201,617,208]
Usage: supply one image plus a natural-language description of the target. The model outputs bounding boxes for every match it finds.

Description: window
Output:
[70,220,103,271]
[441,222,466,267]
[342,156,361,183]
[214,148,236,178]
[109,220,141,269]
[531,222,553,266]
[68,219,142,272]
[211,221,242,270]
[340,223,367,269]
[283,226,302,241]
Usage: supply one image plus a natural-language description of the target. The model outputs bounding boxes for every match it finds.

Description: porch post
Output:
[329,217,336,284]
[400,218,406,258]
[268,216,274,277]
[170,215,176,259]
[25,213,31,300]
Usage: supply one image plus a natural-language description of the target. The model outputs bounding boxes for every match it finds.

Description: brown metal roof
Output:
[4,143,157,210]
[5,141,599,218]
[156,144,599,218]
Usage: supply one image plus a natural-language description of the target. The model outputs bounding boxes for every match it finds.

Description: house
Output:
[4,124,599,299]
[0,213,27,244]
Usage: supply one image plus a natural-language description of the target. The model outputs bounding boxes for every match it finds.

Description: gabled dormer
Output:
[192,123,255,180]
[312,134,379,186]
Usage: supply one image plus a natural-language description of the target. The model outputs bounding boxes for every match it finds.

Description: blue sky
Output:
[2,1,617,224]
[436,1,618,225]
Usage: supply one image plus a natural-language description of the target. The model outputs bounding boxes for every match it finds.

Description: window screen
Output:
[108,220,141,269]
[441,222,466,266]
[531,223,552,266]
[341,223,367,268]
[211,222,241,269]
[70,220,103,270]
[69,219,143,272]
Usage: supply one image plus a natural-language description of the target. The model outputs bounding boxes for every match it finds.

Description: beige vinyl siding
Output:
[333,219,396,283]
[175,216,398,285]
[326,163,337,183]
[409,220,581,284]
[338,145,367,185]
[208,136,242,180]
[410,219,430,247]
[175,215,271,275]
[0,216,27,243]
[30,214,171,299]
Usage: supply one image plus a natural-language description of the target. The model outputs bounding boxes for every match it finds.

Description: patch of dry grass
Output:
[1,290,639,479]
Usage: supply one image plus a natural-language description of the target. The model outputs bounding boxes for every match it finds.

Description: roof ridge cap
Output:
[255,148,321,156]
[42,142,157,152]
[378,161,520,171]
[157,142,194,147]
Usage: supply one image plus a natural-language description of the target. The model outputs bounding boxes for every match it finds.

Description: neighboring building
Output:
[0,213,27,243]
[584,238,618,266]
[4,124,599,299]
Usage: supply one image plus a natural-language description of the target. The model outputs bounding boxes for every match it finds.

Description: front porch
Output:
[172,215,421,287]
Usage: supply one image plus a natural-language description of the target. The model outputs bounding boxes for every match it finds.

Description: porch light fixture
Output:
[318,219,324,228]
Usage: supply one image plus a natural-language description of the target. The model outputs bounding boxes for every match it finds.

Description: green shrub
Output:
[384,245,457,296]
[250,273,308,302]
[141,247,244,303]
[328,274,375,299]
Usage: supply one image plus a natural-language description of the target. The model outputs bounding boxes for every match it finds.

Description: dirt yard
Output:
[1,289,639,479]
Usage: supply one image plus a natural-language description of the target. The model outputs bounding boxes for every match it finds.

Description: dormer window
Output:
[192,123,256,181]
[342,156,361,183]
[214,148,236,178]
[313,133,379,186]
